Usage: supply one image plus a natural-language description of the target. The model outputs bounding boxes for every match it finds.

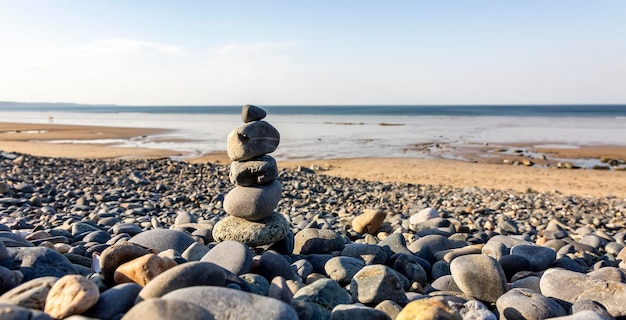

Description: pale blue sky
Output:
[1,1,624,105]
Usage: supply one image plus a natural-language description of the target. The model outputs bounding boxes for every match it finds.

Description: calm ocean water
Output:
[1,103,625,160]
[1,103,626,117]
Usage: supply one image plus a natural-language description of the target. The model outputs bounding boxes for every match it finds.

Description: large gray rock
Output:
[84,283,141,320]
[227,121,280,161]
[540,268,626,317]
[496,288,567,320]
[510,244,557,271]
[223,180,282,220]
[0,276,58,310]
[230,155,278,187]
[122,299,214,320]
[450,254,508,303]
[129,229,196,254]
[201,240,252,275]
[212,212,290,247]
[162,286,297,319]
[324,256,366,286]
[137,261,226,302]
[350,265,408,305]
[2,247,77,281]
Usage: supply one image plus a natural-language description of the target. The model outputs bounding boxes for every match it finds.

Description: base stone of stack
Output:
[213,212,290,247]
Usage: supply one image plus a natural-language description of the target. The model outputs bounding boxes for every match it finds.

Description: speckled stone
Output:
[212,212,290,247]
[44,275,100,319]
[226,121,280,161]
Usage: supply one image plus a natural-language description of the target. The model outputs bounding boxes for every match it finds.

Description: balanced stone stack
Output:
[212,105,290,247]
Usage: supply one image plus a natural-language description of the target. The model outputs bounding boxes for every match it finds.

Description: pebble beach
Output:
[0,106,626,319]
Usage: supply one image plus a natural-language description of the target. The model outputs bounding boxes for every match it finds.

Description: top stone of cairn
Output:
[242,104,267,123]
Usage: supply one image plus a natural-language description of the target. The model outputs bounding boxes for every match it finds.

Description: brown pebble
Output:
[114,254,174,286]
[352,209,386,234]
[44,275,99,319]
[396,298,462,320]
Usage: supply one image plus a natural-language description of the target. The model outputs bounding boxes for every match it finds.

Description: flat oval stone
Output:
[44,275,100,319]
[223,180,282,221]
[242,104,267,123]
[212,212,289,247]
[496,288,567,319]
[137,261,226,302]
[162,286,297,319]
[4,247,77,281]
[129,229,196,254]
[0,276,58,310]
[201,240,253,275]
[351,265,408,305]
[122,299,214,320]
[450,254,507,303]
[229,155,278,187]
[227,121,280,161]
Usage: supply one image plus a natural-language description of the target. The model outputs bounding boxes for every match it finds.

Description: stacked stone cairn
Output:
[212,105,290,247]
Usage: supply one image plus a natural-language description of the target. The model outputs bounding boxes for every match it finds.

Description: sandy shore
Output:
[1,122,625,198]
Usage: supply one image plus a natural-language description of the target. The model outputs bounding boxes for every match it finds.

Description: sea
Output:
[1,103,625,161]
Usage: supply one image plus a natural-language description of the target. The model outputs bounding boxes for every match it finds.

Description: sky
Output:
[0,1,625,106]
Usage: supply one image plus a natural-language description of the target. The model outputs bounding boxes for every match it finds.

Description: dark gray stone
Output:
[201,240,252,275]
[84,283,141,320]
[122,299,214,320]
[341,243,387,265]
[0,302,52,320]
[224,180,282,220]
[510,244,557,271]
[256,250,299,281]
[137,261,226,302]
[242,104,267,123]
[240,273,270,295]
[129,229,196,253]
[496,288,567,320]
[82,230,111,244]
[2,247,77,281]
[571,299,615,320]
[162,286,297,319]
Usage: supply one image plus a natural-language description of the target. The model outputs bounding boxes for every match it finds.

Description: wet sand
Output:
[1,122,624,198]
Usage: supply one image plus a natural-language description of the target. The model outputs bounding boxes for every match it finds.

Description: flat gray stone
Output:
[293,278,352,310]
[201,240,252,275]
[324,256,365,286]
[212,212,289,247]
[137,261,226,302]
[229,155,278,187]
[129,229,196,253]
[510,244,557,271]
[0,276,58,310]
[2,247,77,281]
[294,228,345,255]
[496,288,567,320]
[122,299,214,320]
[84,283,141,320]
[223,180,282,220]
[350,265,408,305]
[162,286,297,319]
[227,121,280,161]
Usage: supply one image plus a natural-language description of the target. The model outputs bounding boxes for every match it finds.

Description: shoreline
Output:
[1,122,625,198]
